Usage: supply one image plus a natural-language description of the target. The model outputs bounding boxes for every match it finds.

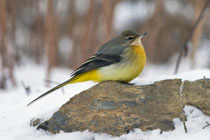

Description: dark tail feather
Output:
[27,79,71,106]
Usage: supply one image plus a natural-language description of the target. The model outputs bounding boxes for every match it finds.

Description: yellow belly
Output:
[69,69,101,84]
[98,45,146,82]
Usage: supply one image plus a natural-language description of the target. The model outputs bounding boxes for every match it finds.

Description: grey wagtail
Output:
[27,30,147,106]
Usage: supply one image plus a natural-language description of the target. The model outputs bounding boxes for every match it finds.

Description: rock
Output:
[30,118,42,127]
[36,78,210,136]
[182,79,210,116]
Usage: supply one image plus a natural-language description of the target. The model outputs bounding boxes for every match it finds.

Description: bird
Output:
[27,30,147,106]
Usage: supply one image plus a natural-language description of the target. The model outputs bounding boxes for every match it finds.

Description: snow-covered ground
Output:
[1,64,210,140]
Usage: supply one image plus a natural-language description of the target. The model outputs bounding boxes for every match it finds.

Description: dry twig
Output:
[21,81,31,95]
[174,0,210,74]
[202,122,210,129]
[179,81,188,133]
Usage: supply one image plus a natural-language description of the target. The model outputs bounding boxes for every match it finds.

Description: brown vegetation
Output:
[0,0,209,89]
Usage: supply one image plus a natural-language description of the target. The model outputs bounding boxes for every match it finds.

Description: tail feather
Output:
[27,69,99,106]
[27,79,71,106]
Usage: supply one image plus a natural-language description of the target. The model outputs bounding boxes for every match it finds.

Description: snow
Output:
[0,62,210,140]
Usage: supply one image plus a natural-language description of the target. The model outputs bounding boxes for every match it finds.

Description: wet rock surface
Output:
[36,79,210,136]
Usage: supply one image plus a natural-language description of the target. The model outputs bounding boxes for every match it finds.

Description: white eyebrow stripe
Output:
[125,36,135,39]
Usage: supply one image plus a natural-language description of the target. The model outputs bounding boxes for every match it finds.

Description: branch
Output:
[21,81,31,95]
[179,81,187,133]
[174,0,209,74]
[202,122,210,129]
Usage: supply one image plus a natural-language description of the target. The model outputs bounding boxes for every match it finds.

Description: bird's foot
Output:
[119,81,135,86]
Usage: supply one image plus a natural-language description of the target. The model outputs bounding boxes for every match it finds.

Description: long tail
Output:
[27,69,99,106]
[27,79,71,106]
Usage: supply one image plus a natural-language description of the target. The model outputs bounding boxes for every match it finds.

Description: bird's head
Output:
[118,30,148,47]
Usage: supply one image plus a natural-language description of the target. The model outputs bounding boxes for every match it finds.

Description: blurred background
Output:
[0,0,210,90]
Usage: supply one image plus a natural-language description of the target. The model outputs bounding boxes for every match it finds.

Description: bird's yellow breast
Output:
[69,45,146,83]
[98,45,146,82]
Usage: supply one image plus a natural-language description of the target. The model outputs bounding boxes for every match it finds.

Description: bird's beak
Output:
[139,32,148,38]
[131,32,148,47]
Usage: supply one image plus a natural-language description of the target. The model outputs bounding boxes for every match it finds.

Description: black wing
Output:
[71,54,122,77]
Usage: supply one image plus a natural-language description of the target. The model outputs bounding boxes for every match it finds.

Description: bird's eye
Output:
[126,36,134,40]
